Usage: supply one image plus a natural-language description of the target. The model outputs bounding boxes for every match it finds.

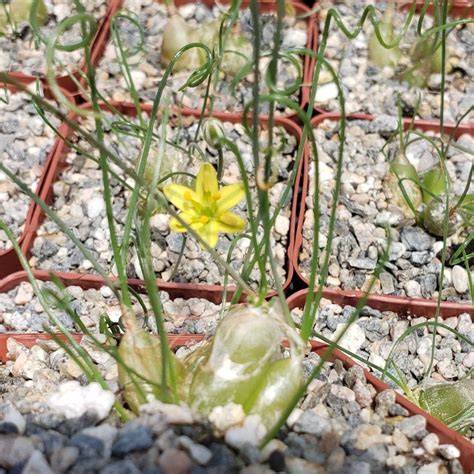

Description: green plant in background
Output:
[384,106,473,237]
[367,0,454,88]
[0,0,47,35]
[400,0,453,88]
[0,0,473,446]
[367,1,402,68]
[418,379,474,434]
[161,11,251,77]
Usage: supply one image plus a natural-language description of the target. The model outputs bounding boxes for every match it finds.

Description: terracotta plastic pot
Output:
[292,112,474,315]
[287,288,474,473]
[0,0,123,95]
[25,100,308,296]
[397,1,474,17]
[83,0,316,119]
[0,85,74,279]
[0,268,236,363]
[311,1,473,116]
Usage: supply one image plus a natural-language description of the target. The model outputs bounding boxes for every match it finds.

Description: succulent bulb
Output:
[422,194,460,237]
[385,152,423,218]
[186,302,304,428]
[419,379,474,431]
[401,36,452,87]
[430,43,453,74]
[220,34,252,76]
[368,20,402,69]
[421,167,448,205]
[161,14,201,72]
[11,0,48,25]
[118,315,186,413]
[0,0,48,33]
[202,117,226,149]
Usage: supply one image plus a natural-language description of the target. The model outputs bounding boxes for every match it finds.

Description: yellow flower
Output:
[163,163,246,249]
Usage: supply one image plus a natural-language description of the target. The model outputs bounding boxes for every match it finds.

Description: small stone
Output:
[437,444,460,460]
[112,426,153,456]
[348,258,377,270]
[209,403,245,432]
[0,436,35,468]
[385,424,407,452]
[285,457,325,474]
[22,450,53,474]
[353,380,374,408]
[293,410,332,437]
[101,460,141,474]
[452,266,468,294]
[225,415,266,449]
[47,381,115,420]
[328,384,356,407]
[422,433,439,455]
[14,282,34,305]
[332,323,366,354]
[178,436,213,465]
[418,462,443,474]
[353,424,382,450]
[375,389,396,416]
[0,404,26,435]
[274,215,290,235]
[386,455,407,469]
[397,415,426,438]
[315,82,338,103]
[159,448,193,474]
[404,280,422,298]
[49,446,79,473]
[86,197,104,219]
[140,401,194,424]
[401,228,433,251]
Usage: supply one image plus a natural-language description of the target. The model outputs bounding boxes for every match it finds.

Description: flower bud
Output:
[202,117,226,149]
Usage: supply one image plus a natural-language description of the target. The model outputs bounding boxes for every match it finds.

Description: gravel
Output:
[299,117,474,302]
[0,280,225,335]
[291,299,474,393]
[315,0,473,123]
[92,0,308,114]
[0,333,466,473]
[31,111,296,287]
[0,91,57,252]
[0,0,108,76]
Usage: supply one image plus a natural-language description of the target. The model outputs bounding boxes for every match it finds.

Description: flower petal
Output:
[216,182,245,214]
[170,213,207,233]
[217,212,246,233]
[196,163,218,199]
[169,213,192,232]
[198,220,220,249]
[163,184,199,212]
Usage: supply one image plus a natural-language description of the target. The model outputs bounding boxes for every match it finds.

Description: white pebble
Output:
[47,381,115,420]
[209,403,245,432]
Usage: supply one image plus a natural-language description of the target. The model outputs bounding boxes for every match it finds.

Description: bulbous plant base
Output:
[186,302,304,429]
[418,379,474,432]
[118,301,305,430]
